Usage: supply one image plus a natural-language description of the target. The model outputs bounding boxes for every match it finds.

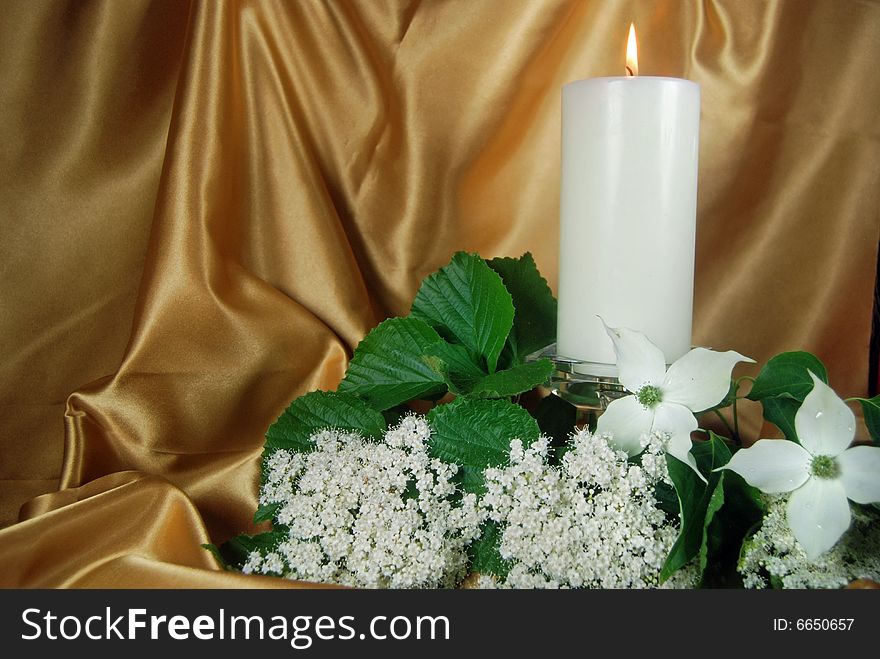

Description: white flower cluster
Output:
[739,495,880,589]
[242,416,484,588]
[481,429,697,589]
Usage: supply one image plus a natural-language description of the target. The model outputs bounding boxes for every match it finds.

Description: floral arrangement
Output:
[207,252,880,588]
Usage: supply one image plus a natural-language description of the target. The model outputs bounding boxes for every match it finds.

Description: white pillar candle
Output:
[557,27,700,369]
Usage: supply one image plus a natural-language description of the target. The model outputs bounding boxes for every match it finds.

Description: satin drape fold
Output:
[1,0,878,587]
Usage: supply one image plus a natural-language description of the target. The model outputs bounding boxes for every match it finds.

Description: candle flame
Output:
[625,23,638,77]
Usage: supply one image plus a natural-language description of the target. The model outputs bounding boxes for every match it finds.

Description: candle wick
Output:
[625,65,635,77]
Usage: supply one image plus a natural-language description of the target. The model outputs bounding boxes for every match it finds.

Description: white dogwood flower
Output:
[721,372,880,559]
[596,323,753,479]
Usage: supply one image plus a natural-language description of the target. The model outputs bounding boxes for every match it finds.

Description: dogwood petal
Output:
[596,395,654,456]
[654,402,703,482]
[601,321,667,393]
[786,477,851,560]
[795,373,855,457]
[720,439,811,493]
[837,445,880,504]
[661,348,754,412]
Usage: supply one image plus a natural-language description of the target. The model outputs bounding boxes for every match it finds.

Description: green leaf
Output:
[487,253,557,365]
[854,396,880,446]
[700,469,765,588]
[747,351,828,401]
[653,480,680,522]
[468,521,511,579]
[253,503,280,524]
[338,317,447,410]
[410,252,515,373]
[426,346,552,398]
[660,432,731,582]
[698,476,726,578]
[746,352,829,443]
[532,393,577,455]
[760,396,801,442]
[204,530,285,570]
[424,341,488,394]
[265,391,386,453]
[466,359,553,399]
[427,397,540,494]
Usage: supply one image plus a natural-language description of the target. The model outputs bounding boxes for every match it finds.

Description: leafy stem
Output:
[732,393,741,445]
[727,375,755,446]
[713,409,737,443]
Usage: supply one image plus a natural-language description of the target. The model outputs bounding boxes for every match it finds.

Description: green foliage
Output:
[465,359,554,399]
[854,396,880,446]
[759,396,801,443]
[746,351,829,442]
[487,253,558,366]
[427,397,540,494]
[424,340,489,394]
[338,317,446,410]
[253,503,280,524]
[700,469,764,587]
[699,477,726,578]
[204,529,286,571]
[653,480,680,522]
[264,391,387,453]
[660,432,731,581]
[468,521,512,579]
[747,351,828,401]
[410,252,515,373]
[332,252,559,406]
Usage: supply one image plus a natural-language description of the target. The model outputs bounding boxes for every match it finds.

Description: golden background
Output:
[1,0,878,587]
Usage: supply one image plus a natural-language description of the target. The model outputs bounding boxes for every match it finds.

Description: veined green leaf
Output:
[468,520,511,579]
[426,346,552,399]
[747,351,828,401]
[338,317,447,410]
[699,476,726,578]
[204,529,286,571]
[660,432,731,581]
[487,253,557,365]
[424,341,488,395]
[653,480,680,522]
[427,397,539,494]
[466,359,553,399]
[854,396,880,446]
[700,468,764,587]
[760,396,801,443]
[253,503,280,524]
[410,252,514,373]
[264,390,386,453]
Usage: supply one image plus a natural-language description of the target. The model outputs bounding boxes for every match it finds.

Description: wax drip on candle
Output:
[625,23,638,77]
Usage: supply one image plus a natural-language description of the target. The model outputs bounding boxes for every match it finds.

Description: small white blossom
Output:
[739,494,880,588]
[481,428,698,589]
[247,415,485,588]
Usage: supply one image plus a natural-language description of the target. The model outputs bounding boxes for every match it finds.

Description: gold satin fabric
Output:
[1,0,878,587]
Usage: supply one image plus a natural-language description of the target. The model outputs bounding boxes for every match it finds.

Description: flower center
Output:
[810,454,840,480]
[636,385,663,409]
